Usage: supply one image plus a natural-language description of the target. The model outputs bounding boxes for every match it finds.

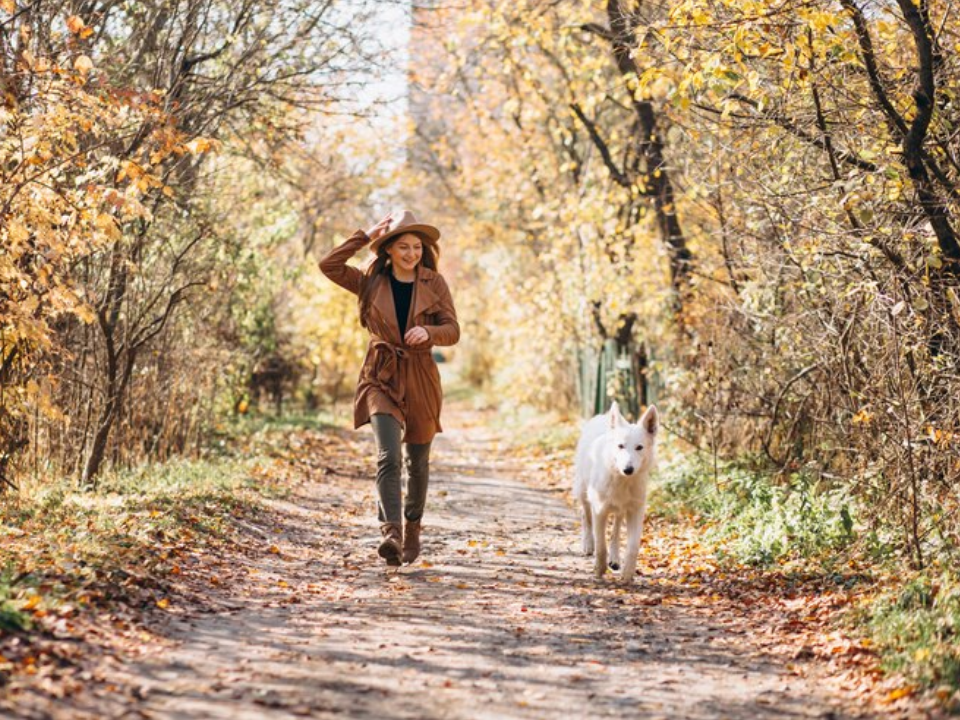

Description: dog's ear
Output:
[608,401,621,429]
[640,405,659,435]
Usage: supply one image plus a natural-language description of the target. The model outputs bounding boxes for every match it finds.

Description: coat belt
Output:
[369,338,431,413]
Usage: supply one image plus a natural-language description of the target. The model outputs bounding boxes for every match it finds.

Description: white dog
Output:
[574,401,659,582]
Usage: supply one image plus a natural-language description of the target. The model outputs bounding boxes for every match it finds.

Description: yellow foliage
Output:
[0,6,205,467]
[73,54,93,74]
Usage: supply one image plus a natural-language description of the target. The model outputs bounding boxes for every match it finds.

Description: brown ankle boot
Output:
[402,519,421,564]
[378,522,402,566]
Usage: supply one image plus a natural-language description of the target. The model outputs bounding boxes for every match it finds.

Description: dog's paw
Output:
[608,561,620,571]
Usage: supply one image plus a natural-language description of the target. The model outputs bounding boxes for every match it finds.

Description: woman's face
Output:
[385,233,423,273]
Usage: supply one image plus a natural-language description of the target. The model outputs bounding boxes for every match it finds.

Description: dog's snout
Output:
[623,466,635,475]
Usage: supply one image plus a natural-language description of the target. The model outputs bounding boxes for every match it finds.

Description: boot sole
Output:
[378,541,402,567]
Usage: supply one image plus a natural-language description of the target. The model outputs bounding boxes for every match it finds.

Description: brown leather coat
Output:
[319,230,460,444]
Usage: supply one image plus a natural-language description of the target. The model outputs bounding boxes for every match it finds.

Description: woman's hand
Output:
[405,326,430,346]
[366,214,394,242]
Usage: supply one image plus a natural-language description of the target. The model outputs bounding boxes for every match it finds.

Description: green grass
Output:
[652,451,857,568]
[441,378,482,405]
[0,453,270,620]
[0,569,31,633]
[653,449,960,698]
[206,408,343,454]
[859,574,960,690]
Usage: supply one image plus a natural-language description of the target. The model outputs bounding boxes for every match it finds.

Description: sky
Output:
[340,0,415,214]
[353,1,412,130]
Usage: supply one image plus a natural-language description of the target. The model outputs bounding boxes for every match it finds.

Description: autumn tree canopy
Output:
[400,0,960,569]
[1,0,388,486]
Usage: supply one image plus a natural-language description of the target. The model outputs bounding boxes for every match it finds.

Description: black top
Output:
[389,273,414,337]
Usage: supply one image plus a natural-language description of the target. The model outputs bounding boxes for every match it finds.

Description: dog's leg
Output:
[580,498,595,556]
[620,507,644,583]
[609,515,622,571]
[592,508,609,579]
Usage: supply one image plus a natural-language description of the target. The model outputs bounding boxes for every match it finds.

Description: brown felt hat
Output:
[369,210,441,254]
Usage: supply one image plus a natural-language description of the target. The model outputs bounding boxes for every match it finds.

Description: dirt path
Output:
[19,411,892,719]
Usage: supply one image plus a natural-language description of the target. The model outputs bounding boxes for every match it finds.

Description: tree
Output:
[1,0,382,486]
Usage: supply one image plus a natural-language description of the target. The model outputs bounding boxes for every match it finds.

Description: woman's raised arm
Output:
[318,230,371,295]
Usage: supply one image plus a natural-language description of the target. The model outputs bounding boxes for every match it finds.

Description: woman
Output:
[319,210,460,567]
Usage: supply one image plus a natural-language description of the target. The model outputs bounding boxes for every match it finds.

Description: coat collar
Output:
[412,266,439,318]
[370,266,440,343]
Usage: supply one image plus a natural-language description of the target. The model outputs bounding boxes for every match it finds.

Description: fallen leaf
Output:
[884,686,916,703]
[22,595,41,611]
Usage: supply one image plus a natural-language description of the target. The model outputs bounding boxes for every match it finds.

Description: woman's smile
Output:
[386,233,424,277]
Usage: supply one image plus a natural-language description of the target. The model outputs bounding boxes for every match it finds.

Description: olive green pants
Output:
[370,414,431,524]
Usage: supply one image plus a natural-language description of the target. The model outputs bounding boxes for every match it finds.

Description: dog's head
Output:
[607,402,659,477]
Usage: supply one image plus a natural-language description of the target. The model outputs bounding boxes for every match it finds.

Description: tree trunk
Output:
[606,0,694,293]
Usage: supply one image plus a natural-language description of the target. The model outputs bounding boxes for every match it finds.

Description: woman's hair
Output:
[358,234,438,329]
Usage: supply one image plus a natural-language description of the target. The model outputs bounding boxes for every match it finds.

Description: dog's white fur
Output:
[574,401,659,582]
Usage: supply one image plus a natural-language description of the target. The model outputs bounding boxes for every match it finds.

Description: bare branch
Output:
[570,103,631,187]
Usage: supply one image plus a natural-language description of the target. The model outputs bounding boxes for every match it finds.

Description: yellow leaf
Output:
[22,595,41,611]
[66,15,84,34]
[1,0,16,14]
[7,219,29,244]
[117,161,141,181]
[74,303,95,324]
[156,598,170,609]
[186,138,214,154]
[95,213,121,240]
[74,55,94,74]
[268,544,281,554]
[884,686,916,703]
